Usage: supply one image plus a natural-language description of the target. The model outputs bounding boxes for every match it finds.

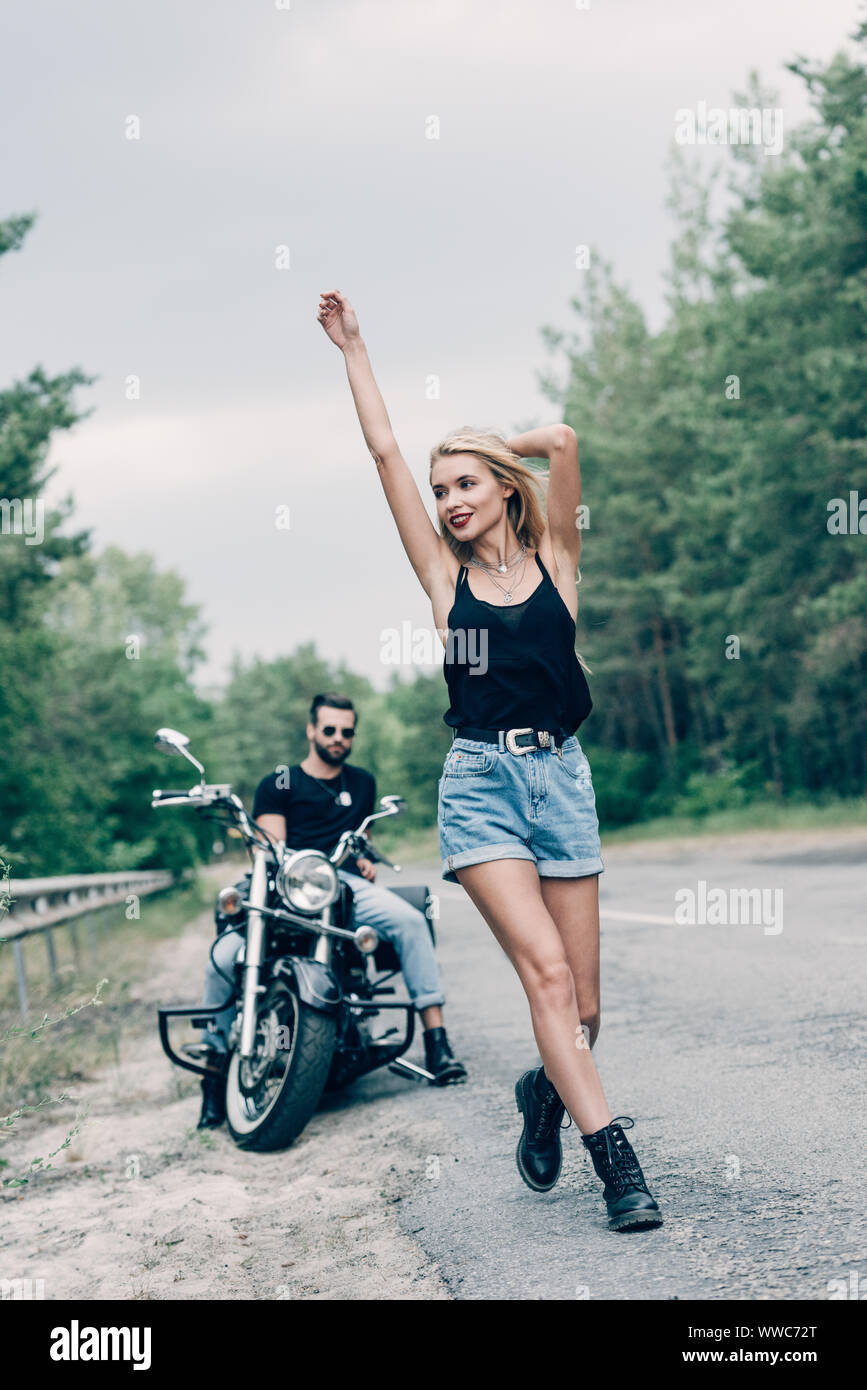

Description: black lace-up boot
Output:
[515,1066,572,1191]
[581,1116,663,1230]
[423,1027,468,1085]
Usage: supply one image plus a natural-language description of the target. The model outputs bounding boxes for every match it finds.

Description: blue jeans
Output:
[200,868,444,1054]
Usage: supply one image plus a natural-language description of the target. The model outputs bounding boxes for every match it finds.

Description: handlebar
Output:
[360,839,400,871]
[151,777,405,868]
[152,784,233,806]
[333,830,400,873]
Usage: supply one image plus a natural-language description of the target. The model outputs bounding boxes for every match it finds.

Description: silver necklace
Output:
[308,766,352,806]
[472,549,529,604]
[468,541,526,576]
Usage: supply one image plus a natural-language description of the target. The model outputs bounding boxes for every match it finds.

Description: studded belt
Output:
[453,725,567,754]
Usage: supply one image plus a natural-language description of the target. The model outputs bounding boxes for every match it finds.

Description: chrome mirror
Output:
[154,728,190,755]
[153,727,205,780]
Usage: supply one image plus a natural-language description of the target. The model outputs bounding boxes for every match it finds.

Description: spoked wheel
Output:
[225,978,336,1151]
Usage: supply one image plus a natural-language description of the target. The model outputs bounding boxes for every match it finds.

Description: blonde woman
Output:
[317,290,662,1231]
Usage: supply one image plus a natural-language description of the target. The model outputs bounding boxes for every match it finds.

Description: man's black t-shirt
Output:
[252,763,377,877]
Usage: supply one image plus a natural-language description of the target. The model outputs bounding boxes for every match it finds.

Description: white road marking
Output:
[428,887,677,925]
[600,909,676,925]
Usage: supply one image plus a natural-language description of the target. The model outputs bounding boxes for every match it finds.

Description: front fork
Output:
[238,851,336,1058]
[238,849,269,1059]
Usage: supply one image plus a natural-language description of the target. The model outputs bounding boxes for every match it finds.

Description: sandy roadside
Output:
[1,874,453,1301]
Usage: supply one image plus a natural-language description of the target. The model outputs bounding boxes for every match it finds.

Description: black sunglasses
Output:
[321,725,356,738]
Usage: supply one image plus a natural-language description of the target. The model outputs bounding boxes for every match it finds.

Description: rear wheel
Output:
[225,977,336,1151]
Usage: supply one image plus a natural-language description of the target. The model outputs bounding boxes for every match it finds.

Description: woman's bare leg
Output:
[539,874,601,1050]
[456,858,611,1134]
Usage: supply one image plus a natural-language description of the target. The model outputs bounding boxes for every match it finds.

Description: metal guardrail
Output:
[1,871,175,1019]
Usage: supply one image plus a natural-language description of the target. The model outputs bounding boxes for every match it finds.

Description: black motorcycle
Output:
[151,727,437,1151]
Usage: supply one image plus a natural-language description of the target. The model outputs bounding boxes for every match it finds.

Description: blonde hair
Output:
[429,426,591,674]
[429,427,547,562]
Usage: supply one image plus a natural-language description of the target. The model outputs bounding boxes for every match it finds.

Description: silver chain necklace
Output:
[308,766,352,807]
[469,542,528,603]
[468,541,526,576]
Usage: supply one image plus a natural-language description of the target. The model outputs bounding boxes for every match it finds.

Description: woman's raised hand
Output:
[317,289,360,350]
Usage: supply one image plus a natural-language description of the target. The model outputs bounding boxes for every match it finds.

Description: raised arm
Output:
[507,424,581,573]
[317,290,446,595]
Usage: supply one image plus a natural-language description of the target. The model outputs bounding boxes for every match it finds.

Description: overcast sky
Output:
[3,0,862,692]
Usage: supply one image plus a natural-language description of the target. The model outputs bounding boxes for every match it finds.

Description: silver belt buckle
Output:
[505,727,535,754]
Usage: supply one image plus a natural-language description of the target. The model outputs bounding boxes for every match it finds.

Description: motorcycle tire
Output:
[224,978,336,1152]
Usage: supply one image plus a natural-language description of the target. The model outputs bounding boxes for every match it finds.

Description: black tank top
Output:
[442,551,592,735]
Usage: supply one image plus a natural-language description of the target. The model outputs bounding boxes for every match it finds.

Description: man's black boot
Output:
[423,1027,467,1085]
[515,1066,571,1192]
[581,1116,663,1230]
[197,1064,227,1129]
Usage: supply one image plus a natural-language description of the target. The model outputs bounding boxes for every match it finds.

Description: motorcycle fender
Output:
[272,956,341,1016]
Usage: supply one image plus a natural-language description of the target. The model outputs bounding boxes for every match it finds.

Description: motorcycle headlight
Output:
[275,851,339,913]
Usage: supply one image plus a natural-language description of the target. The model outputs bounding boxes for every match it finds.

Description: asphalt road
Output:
[368,828,867,1300]
[5,828,861,1302]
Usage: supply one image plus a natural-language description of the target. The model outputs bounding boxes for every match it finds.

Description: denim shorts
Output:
[438,735,605,885]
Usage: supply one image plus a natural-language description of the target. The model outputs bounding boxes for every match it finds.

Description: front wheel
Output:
[225,977,336,1151]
